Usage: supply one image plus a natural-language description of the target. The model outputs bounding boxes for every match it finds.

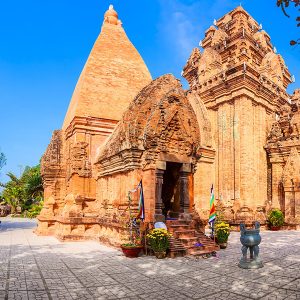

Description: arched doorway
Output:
[155,162,192,221]
[161,162,182,218]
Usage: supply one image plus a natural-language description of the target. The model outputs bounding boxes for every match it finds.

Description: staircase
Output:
[166,219,219,258]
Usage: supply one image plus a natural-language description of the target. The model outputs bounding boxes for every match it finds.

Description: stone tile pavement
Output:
[0,218,300,300]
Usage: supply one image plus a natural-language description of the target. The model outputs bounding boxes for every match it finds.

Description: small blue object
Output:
[154,222,167,229]
[194,242,204,247]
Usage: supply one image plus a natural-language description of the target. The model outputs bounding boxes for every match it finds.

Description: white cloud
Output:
[157,0,239,60]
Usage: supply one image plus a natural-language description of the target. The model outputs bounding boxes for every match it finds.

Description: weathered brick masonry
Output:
[37,5,300,245]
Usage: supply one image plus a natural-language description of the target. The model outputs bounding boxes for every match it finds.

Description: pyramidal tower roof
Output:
[62,5,152,129]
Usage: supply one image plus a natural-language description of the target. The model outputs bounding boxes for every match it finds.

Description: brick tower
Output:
[183,6,293,224]
[37,5,152,237]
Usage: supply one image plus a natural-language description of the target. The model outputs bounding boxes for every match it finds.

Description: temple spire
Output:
[62,4,151,129]
[103,4,121,26]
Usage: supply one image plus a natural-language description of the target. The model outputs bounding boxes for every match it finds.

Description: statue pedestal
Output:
[238,257,263,269]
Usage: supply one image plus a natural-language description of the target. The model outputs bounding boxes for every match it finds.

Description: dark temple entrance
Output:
[161,162,182,218]
[155,162,191,221]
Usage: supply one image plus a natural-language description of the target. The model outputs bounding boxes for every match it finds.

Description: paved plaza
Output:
[0,218,299,300]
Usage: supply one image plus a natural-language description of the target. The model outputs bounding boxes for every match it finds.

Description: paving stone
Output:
[139,290,187,300]
[67,288,94,300]
[110,272,149,283]
[183,269,226,281]
[272,268,300,279]
[1,218,300,300]
[251,274,295,288]
[8,279,27,291]
[201,273,246,287]
[227,268,265,281]
[159,275,226,299]
[282,278,300,291]
[49,289,73,299]
[124,279,165,294]
[0,278,6,290]
[27,290,49,300]
[88,285,138,299]
[228,281,276,299]
[74,274,108,288]
[44,278,66,290]
[8,291,29,300]
[262,288,300,300]
[25,279,45,291]
[41,269,74,279]
[199,291,250,300]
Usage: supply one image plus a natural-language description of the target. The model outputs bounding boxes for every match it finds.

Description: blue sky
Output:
[0,0,299,182]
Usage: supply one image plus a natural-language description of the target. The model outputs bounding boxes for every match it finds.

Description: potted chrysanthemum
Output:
[215,221,230,249]
[146,228,172,258]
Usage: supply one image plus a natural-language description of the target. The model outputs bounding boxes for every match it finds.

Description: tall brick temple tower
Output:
[37,5,152,237]
[183,6,293,224]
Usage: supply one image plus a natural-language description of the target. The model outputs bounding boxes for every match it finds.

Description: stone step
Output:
[198,237,215,242]
[173,230,196,238]
[166,220,191,226]
[178,237,199,247]
[188,248,216,256]
[170,246,186,252]
[185,241,216,248]
[178,237,198,241]
[166,219,219,258]
[169,237,187,258]
[169,240,186,249]
[168,224,190,232]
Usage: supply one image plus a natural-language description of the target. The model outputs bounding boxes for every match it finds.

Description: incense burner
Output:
[238,221,263,269]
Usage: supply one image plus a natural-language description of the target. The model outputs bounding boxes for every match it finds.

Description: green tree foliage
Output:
[277,0,300,45]
[27,201,44,218]
[22,165,43,200]
[0,164,43,214]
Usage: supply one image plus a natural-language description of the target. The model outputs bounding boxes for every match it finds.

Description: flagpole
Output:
[127,191,134,244]
[209,184,216,240]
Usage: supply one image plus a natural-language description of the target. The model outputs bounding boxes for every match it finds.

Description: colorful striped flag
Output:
[208,184,216,225]
[136,180,145,221]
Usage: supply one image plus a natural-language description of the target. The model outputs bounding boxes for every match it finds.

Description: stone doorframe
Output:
[154,161,192,221]
[283,180,300,222]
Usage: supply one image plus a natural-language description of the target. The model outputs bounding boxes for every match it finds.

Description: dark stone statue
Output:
[238,221,263,269]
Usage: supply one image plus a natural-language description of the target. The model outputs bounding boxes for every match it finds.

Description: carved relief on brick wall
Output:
[266,89,300,223]
[267,122,283,142]
[141,92,201,169]
[198,48,223,80]
[97,74,202,174]
[210,28,228,47]
[69,142,91,178]
[282,148,300,188]
[260,52,286,88]
[291,90,300,137]
[41,130,63,181]
[253,31,269,52]
[266,91,300,145]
